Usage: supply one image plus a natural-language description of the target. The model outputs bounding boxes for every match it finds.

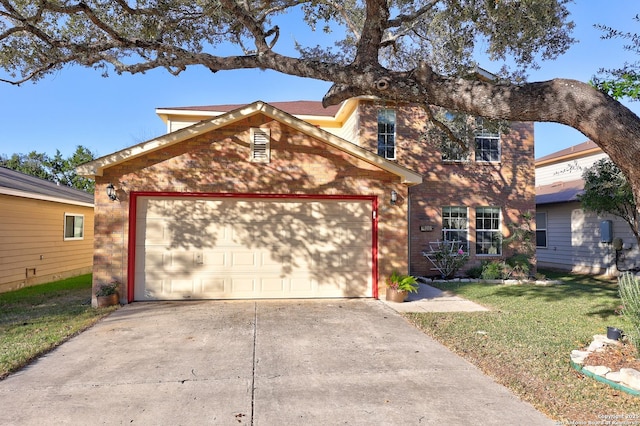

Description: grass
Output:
[0,274,116,379]
[405,269,640,422]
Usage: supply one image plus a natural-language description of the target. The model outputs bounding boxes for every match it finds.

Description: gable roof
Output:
[78,100,422,185]
[536,179,584,205]
[0,167,94,206]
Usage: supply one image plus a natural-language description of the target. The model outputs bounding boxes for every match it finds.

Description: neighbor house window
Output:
[250,128,271,163]
[64,213,84,240]
[476,207,501,255]
[475,131,500,162]
[377,109,396,159]
[442,206,468,251]
[536,212,547,248]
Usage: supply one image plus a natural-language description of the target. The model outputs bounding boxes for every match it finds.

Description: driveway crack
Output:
[251,302,257,425]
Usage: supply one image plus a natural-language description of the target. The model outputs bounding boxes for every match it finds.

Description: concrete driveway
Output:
[0,300,553,425]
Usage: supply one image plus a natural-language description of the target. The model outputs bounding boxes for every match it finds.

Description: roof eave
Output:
[78,100,422,186]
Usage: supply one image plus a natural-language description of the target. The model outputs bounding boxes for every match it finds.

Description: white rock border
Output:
[571,334,640,396]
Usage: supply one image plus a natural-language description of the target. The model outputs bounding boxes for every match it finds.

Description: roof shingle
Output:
[0,167,94,204]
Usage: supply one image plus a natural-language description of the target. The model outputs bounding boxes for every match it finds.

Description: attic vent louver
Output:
[250,128,271,163]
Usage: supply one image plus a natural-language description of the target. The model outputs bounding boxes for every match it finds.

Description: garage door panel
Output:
[260,278,287,293]
[290,278,314,293]
[230,277,256,293]
[230,251,258,267]
[202,277,226,293]
[135,196,373,300]
[202,250,227,267]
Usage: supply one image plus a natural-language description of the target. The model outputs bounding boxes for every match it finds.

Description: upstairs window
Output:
[442,206,468,251]
[64,213,84,240]
[476,207,501,255]
[475,131,500,162]
[250,128,271,163]
[377,109,396,159]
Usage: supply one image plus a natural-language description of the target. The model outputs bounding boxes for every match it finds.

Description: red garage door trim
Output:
[127,192,378,303]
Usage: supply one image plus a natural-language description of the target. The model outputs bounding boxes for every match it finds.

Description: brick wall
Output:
[92,114,409,302]
[357,101,536,277]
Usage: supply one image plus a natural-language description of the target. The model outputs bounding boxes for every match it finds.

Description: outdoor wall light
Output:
[106,183,117,201]
[390,190,398,205]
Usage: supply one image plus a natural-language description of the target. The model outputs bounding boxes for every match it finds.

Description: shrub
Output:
[423,240,470,279]
[619,273,640,352]
[505,253,531,279]
[481,261,503,280]
[466,264,484,279]
[96,282,119,297]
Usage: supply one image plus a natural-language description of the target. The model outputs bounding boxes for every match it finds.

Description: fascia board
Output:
[0,187,94,207]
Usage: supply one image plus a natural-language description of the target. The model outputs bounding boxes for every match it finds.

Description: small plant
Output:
[96,282,119,297]
[619,273,640,352]
[466,264,484,279]
[386,270,419,293]
[423,240,470,279]
[504,254,531,279]
[481,261,503,280]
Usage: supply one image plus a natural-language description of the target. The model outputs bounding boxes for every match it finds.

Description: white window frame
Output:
[250,128,271,163]
[442,206,469,252]
[475,131,501,162]
[475,207,502,255]
[64,213,84,241]
[377,109,396,160]
[536,212,548,248]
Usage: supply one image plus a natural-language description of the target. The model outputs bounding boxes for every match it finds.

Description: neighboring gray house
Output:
[535,141,639,276]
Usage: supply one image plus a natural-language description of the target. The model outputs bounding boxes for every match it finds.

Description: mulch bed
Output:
[583,340,640,372]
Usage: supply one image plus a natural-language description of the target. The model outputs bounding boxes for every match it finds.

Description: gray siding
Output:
[535,153,607,186]
[537,202,639,275]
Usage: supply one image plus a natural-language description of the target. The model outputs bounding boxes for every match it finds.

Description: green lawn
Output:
[406,270,640,422]
[0,274,116,379]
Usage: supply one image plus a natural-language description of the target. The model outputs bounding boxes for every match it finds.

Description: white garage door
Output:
[134,196,373,300]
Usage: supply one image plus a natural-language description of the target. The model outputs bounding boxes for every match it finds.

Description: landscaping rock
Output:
[620,368,640,391]
[587,340,606,352]
[605,371,623,383]
[584,365,611,376]
[571,350,591,364]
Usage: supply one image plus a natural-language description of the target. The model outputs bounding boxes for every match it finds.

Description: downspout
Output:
[408,190,413,276]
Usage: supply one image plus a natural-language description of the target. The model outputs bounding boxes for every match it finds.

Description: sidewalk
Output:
[380,283,490,313]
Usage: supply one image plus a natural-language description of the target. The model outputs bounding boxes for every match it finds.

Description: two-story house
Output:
[536,140,640,275]
[78,98,534,304]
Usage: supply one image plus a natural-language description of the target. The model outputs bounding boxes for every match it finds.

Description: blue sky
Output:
[0,1,637,160]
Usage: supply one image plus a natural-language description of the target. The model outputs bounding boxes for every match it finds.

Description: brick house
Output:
[78,98,534,305]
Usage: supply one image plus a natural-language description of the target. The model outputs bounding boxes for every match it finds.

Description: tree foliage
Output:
[591,15,640,101]
[0,146,96,193]
[579,158,640,247]
[2,1,640,216]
